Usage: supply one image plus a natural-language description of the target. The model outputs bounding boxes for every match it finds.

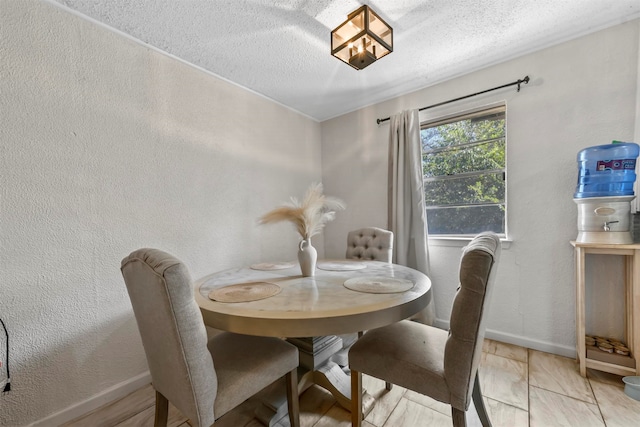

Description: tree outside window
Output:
[421,106,506,236]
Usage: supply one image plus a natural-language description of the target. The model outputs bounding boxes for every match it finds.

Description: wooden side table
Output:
[572,241,640,376]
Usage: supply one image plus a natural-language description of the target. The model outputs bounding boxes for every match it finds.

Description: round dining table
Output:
[194,259,432,425]
[195,259,431,337]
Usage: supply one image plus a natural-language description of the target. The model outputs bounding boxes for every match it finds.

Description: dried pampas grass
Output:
[259,183,345,240]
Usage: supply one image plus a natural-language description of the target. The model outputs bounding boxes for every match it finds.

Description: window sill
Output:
[428,235,512,249]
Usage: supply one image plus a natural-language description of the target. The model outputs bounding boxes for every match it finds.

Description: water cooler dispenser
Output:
[574,141,640,244]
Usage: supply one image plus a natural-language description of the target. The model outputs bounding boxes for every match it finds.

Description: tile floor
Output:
[63,340,640,427]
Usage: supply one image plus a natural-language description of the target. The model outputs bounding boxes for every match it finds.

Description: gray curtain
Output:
[388,109,435,324]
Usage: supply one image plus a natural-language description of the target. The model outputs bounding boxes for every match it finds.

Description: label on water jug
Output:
[596,159,636,171]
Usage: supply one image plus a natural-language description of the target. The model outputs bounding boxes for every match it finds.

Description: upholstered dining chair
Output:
[345,227,393,262]
[349,232,501,427]
[337,227,395,369]
[120,248,300,427]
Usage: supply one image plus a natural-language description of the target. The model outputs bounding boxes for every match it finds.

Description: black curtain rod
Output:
[376,75,530,125]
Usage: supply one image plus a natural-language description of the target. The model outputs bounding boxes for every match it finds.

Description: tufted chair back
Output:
[121,248,217,426]
[444,231,501,411]
[348,232,501,427]
[121,248,301,427]
[346,227,393,262]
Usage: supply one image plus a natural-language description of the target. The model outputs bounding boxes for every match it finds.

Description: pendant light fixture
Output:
[331,5,393,70]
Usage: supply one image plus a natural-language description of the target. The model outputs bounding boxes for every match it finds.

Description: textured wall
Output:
[0,1,321,425]
[321,20,640,355]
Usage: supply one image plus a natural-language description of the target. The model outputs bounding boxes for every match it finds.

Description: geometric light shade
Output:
[331,5,393,70]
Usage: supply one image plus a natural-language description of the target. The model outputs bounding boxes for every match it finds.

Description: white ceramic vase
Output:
[298,239,317,277]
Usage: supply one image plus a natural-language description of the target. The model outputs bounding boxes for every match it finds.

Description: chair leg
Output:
[451,407,467,427]
[286,368,300,427]
[385,381,393,391]
[351,369,363,427]
[472,371,492,427]
[154,390,169,427]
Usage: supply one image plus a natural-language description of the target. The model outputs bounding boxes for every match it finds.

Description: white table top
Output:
[195,260,431,337]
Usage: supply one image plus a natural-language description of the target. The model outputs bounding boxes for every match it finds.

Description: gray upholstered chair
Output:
[346,227,393,262]
[337,227,395,369]
[349,232,501,427]
[120,248,300,427]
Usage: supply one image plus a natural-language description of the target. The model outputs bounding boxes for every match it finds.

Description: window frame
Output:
[420,104,508,238]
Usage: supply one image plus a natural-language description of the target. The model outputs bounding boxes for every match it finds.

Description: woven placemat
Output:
[208,282,281,302]
[317,260,367,271]
[343,276,414,294]
[250,261,296,271]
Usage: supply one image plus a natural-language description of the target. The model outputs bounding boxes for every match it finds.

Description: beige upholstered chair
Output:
[337,227,395,368]
[346,227,393,262]
[121,248,300,427]
[349,232,501,427]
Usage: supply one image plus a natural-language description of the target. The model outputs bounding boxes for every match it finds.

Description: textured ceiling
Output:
[52,0,640,121]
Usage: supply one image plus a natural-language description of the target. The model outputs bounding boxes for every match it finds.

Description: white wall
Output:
[322,20,640,356]
[0,1,321,425]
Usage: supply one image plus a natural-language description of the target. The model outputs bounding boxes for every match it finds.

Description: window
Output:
[420,105,506,236]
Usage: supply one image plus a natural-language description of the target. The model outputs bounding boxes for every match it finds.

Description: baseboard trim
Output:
[433,319,576,359]
[29,371,151,427]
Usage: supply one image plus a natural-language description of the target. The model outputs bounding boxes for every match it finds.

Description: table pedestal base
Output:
[253,336,374,426]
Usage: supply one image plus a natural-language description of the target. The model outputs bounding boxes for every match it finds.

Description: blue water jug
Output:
[574,142,640,199]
